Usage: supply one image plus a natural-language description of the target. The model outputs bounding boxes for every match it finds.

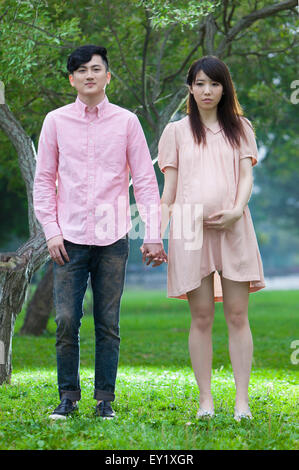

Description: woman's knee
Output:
[224,304,248,329]
[190,304,215,331]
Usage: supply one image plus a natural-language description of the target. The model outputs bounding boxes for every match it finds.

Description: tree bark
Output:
[0,100,49,384]
[19,262,53,336]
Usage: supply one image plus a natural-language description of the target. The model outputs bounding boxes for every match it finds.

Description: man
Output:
[33,45,166,420]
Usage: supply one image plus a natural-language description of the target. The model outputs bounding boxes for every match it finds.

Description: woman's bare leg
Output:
[220,274,253,413]
[187,272,215,411]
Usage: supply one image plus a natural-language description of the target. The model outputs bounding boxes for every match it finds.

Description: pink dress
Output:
[158,115,266,302]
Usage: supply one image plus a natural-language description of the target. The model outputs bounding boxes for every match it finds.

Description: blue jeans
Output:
[52,235,129,402]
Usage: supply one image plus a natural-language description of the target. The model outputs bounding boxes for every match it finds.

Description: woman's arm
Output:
[204,157,253,230]
[160,167,178,239]
[233,157,253,215]
[140,166,177,266]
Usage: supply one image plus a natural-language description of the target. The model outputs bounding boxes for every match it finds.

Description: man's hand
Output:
[47,235,70,266]
[140,242,168,267]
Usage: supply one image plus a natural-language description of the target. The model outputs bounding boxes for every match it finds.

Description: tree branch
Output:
[161,23,205,91]
[141,9,152,106]
[105,4,144,107]
[0,252,32,272]
[14,19,75,48]
[0,104,39,237]
[151,23,177,104]
[205,13,218,55]
[216,0,298,57]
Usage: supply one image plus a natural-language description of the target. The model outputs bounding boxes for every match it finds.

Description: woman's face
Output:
[189,69,223,112]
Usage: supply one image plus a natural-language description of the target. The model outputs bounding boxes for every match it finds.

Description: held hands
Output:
[47,235,70,265]
[203,208,243,231]
[140,242,168,267]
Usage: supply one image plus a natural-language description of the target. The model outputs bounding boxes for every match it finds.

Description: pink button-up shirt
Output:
[33,95,161,245]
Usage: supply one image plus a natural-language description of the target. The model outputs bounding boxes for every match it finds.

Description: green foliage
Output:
[139,0,220,30]
[0,0,82,85]
[0,288,298,450]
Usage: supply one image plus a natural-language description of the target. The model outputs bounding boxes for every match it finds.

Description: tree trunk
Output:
[19,262,53,336]
[0,100,49,384]
[0,233,49,383]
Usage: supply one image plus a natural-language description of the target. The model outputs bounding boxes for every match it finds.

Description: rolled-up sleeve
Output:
[126,114,161,244]
[33,112,62,241]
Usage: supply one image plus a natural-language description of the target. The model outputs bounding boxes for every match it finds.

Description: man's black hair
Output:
[67,45,109,74]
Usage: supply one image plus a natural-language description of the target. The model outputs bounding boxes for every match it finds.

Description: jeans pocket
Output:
[104,235,129,257]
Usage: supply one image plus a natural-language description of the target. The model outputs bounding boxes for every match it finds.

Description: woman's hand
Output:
[140,243,168,267]
[203,208,243,231]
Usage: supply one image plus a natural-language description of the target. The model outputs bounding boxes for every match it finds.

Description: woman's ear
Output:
[188,85,193,95]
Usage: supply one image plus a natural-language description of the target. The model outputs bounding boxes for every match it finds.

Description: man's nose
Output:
[86,69,95,78]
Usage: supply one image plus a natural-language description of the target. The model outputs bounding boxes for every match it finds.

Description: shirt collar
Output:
[75,95,109,118]
[204,121,223,135]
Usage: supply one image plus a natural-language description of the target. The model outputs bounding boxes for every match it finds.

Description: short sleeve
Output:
[239,117,258,167]
[158,122,178,174]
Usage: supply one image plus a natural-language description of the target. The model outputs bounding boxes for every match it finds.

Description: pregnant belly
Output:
[201,183,232,219]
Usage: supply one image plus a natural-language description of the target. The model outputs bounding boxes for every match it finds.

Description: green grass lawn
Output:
[0,288,298,450]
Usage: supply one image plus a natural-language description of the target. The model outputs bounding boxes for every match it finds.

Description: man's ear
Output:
[69,74,75,87]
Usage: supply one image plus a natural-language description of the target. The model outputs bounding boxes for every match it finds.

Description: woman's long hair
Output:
[186,56,249,148]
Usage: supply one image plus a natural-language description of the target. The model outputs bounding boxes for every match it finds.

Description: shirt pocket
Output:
[98,134,127,171]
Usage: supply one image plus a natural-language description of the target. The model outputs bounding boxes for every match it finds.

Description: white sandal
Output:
[196,407,215,419]
[234,408,253,422]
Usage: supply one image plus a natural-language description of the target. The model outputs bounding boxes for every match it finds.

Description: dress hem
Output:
[166,269,266,302]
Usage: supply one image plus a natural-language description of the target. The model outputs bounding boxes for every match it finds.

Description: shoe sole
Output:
[49,413,67,421]
[49,408,78,421]
[96,414,115,419]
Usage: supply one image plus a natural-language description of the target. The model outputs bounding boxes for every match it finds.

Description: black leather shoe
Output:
[95,401,115,419]
[49,398,78,420]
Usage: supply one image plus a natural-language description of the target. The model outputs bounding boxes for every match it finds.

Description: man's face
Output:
[69,54,111,99]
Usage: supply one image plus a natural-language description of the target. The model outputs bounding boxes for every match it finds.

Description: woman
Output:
[155,56,266,421]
